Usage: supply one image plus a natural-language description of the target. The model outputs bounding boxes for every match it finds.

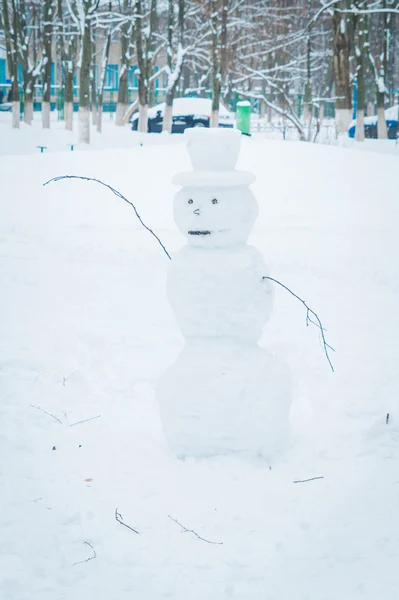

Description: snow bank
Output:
[1,124,399,599]
[131,97,231,121]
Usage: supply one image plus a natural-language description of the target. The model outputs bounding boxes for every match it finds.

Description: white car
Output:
[131,97,234,132]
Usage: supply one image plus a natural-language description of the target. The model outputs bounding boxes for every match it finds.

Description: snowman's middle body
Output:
[168,244,271,342]
[158,130,292,460]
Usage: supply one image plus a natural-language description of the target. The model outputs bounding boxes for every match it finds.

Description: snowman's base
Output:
[157,340,292,461]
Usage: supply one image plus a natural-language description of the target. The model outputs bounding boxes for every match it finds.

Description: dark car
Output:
[0,102,12,112]
[348,106,398,139]
[130,98,234,133]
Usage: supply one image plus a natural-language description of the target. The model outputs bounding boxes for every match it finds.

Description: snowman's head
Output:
[174,186,258,248]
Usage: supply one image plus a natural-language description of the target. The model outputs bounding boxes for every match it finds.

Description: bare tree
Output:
[208,0,228,127]
[332,3,352,133]
[367,0,390,138]
[354,0,367,141]
[376,4,389,138]
[1,0,20,127]
[15,0,42,124]
[42,0,53,128]
[115,0,135,125]
[97,6,113,132]
[134,0,158,132]
[75,0,100,142]
[90,24,98,125]
[162,0,185,133]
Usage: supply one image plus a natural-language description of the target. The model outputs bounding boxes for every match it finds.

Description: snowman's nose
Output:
[193,208,200,216]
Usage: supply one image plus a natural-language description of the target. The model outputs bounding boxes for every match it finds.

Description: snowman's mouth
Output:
[188,230,211,236]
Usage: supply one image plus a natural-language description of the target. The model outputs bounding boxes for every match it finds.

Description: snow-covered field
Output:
[1,114,399,599]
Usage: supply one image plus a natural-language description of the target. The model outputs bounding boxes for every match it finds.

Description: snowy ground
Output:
[1,114,399,600]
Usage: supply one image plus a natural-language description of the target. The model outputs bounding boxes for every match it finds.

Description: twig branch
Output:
[262,276,335,372]
[43,175,171,260]
[30,404,63,424]
[293,476,324,483]
[115,508,139,534]
[59,370,77,386]
[69,415,101,427]
[168,515,223,545]
[73,541,97,565]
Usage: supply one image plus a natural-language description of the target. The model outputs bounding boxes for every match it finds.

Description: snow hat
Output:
[173,127,255,188]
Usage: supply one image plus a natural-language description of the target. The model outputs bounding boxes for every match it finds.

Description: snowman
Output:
[157,128,292,460]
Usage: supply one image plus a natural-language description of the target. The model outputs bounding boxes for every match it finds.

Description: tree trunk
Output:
[163,97,173,133]
[303,83,313,139]
[138,101,148,132]
[79,105,90,141]
[65,68,74,130]
[2,0,20,128]
[12,99,20,128]
[135,0,148,133]
[319,101,325,123]
[303,24,313,141]
[135,0,157,133]
[210,0,220,127]
[42,102,51,128]
[354,107,364,141]
[162,0,184,133]
[354,11,366,142]
[377,0,389,139]
[97,104,103,133]
[91,45,97,126]
[42,0,52,129]
[182,64,190,95]
[377,103,387,139]
[17,0,37,126]
[65,101,74,130]
[24,97,34,124]
[267,96,272,123]
[97,20,112,133]
[332,6,352,133]
[79,11,92,143]
[11,79,20,130]
[116,68,128,126]
[116,0,131,127]
[55,0,63,113]
[23,81,34,124]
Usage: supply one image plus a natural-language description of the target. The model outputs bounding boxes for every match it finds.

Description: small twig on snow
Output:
[262,276,335,372]
[59,370,77,387]
[168,515,223,545]
[115,508,139,534]
[69,415,101,427]
[30,404,63,424]
[73,541,97,565]
[43,175,172,260]
[293,476,324,483]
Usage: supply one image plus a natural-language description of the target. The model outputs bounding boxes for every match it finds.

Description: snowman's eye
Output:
[188,199,193,204]
[212,198,218,204]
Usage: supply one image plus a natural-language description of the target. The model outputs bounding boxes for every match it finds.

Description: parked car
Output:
[0,102,12,112]
[348,105,398,139]
[130,97,234,133]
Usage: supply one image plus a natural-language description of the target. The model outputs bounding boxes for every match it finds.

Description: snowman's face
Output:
[174,186,258,247]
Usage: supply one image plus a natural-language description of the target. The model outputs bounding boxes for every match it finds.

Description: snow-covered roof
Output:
[132,98,231,121]
[349,105,399,128]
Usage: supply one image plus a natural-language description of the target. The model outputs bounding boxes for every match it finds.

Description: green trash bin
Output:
[236,100,251,135]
